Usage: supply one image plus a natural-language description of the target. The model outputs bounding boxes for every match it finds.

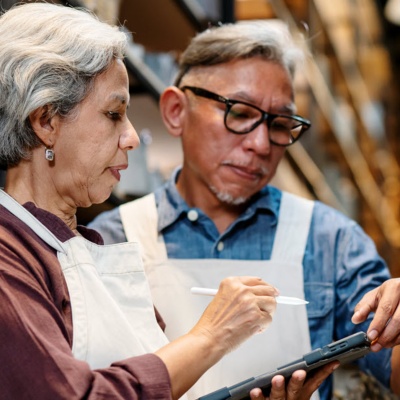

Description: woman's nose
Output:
[120,119,140,150]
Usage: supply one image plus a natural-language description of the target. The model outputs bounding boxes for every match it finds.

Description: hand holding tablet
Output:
[197,332,371,400]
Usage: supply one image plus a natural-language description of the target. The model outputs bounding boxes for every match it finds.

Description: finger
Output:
[227,277,278,328]
[371,307,400,348]
[370,341,383,352]
[243,281,279,318]
[238,276,280,296]
[267,375,286,400]
[366,296,400,345]
[217,277,279,302]
[369,298,398,332]
[284,370,306,399]
[351,289,378,324]
[249,387,265,400]
[353,279,400,342]
[204,277,278,342]
[302,362,339,395]
[254,306,276,334]
[258,295,277,311]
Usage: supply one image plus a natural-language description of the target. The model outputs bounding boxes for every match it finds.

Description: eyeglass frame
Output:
[180,85,311,147]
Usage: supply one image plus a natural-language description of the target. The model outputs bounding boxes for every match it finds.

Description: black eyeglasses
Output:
[180,86,311,147]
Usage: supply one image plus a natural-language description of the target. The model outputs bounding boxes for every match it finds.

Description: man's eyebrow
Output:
[228,91,296,114]
[280,103,296,114]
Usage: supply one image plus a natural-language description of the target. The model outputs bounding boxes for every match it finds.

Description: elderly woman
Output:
[0,3,284,399]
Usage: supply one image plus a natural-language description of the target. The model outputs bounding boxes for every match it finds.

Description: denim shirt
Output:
[89,169,393,399]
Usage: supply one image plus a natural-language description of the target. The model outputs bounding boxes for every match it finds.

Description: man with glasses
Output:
[179,85,310,146]
[89,20,396,400]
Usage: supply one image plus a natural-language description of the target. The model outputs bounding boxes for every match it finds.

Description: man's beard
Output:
[208,162,270,205]
[209,185,248,205]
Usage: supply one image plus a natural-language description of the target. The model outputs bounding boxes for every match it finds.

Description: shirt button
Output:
[217,241,224,252]
[187,209,199,221]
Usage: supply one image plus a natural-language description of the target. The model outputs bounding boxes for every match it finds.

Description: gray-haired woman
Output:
[0,3,280,399]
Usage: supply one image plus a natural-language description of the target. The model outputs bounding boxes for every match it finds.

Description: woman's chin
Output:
[87,188,114,207]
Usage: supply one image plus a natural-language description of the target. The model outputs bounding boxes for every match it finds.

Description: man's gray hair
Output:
[0,2,128,169]
[174,19,305,86]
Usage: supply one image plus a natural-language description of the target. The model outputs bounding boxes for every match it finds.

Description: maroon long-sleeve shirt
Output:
[0,202,171,399]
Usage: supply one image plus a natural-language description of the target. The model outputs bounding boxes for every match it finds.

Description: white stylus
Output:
[190,287,309,305]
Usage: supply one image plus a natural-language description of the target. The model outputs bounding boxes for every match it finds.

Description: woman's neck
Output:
[5,164,78,232]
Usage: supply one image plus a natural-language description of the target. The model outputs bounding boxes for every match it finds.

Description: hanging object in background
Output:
[385,0,400,25]
[79,0,122,24]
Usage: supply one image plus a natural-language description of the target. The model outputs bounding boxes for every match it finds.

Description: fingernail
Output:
[298,371,306,381]
[351,311,359,322]
[275,377,284,388]
[368,330,378,341]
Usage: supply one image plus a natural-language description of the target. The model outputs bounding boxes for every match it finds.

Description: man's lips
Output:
[225,164,267,180]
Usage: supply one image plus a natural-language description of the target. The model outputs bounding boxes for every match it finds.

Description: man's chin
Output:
[210,186,249,205]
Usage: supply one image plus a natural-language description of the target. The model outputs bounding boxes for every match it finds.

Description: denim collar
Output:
[154,167,280,233]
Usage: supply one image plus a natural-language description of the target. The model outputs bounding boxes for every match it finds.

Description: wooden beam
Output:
[235,0,275,20]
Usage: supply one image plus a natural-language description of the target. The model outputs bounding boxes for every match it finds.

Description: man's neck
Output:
[175,174,246,234]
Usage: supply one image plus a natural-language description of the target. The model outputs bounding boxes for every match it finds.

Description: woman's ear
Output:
[29,106,57,145]
[159,86,186,137]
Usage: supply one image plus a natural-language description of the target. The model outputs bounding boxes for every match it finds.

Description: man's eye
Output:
[108,111,121,120]
[229,105,258,120]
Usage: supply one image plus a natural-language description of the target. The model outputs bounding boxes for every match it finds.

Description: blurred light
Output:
[385,0,400,25]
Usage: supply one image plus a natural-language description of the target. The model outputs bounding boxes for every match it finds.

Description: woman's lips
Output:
[110,169,121,181]
[109,165,127,182]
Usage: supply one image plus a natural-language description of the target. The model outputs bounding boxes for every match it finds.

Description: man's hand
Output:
[352,278,400,350]
[249,362,339,400]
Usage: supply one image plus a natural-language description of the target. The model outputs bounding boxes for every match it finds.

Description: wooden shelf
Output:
[246,0,400,274]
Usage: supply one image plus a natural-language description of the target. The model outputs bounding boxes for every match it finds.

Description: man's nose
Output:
[241,121,271,155]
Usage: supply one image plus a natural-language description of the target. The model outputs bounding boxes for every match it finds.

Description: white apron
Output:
[0,190,169,369]
[120,191,319,400]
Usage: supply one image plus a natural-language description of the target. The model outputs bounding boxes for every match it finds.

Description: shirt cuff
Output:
[115,353,172,399]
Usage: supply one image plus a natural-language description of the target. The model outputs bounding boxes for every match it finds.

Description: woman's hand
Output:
[191,276,279,354]
[156,276,279,399]
[250,362,339,400]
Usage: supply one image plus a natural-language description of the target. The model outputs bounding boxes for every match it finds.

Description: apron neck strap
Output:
[270,192,314,263]
[0,189,66,253]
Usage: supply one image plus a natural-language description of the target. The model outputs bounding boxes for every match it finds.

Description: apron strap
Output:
[0,189,66,253]
[121,191,315,266]
[120,193,167,264]
[270,192,314,264]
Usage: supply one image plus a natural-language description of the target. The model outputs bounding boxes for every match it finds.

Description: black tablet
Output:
[198,331,371,400]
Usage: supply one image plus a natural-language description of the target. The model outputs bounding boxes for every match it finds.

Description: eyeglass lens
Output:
[226,103,304,145]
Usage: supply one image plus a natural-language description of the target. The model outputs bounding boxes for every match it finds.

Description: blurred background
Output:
[1,0,400,274]
[1,1,400,397]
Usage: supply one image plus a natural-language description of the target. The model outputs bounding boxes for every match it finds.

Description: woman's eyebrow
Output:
[108,93,129,106]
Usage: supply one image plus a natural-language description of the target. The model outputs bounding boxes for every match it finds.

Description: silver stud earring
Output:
[45,148,54,161]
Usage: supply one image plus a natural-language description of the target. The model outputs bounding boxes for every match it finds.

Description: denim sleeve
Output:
[87,207,128,245]
[335,221,392,388]
[305,202,393,394]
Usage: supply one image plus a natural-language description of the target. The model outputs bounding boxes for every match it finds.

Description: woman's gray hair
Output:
[174,19,305,86]
[0,2,128,169]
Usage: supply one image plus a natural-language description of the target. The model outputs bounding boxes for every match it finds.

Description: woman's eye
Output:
[108,111,121,121]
